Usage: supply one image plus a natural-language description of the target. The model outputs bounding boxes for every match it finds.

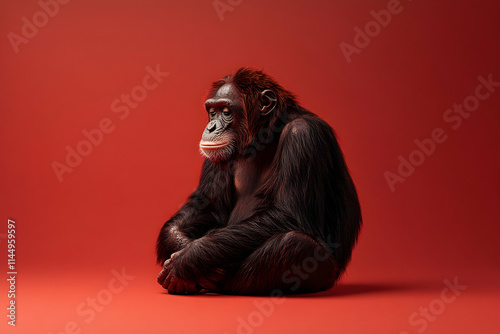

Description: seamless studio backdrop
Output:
[0,1,499,334]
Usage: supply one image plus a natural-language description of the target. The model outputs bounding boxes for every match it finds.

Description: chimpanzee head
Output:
[199,68,296,162]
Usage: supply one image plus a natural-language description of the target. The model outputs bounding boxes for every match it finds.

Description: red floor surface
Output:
[2,266,499,334]
[1,0,499,333]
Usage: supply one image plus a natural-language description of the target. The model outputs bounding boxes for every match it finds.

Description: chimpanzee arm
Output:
[171,208,297,285]
[156,159,235,264]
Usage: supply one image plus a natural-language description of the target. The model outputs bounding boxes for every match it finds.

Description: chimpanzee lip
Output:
[199,141,229,149]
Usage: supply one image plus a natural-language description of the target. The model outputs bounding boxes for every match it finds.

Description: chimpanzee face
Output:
[199,84,242,162]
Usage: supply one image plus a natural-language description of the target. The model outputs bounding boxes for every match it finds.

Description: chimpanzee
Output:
[157,68,362,295]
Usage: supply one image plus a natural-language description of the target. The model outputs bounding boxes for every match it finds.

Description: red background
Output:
[1,0,499,333]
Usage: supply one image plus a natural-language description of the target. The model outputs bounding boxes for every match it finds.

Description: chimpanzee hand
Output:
[157,251,199,294]
[157,250,219,294]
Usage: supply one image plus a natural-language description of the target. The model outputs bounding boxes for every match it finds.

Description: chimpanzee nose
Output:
[207,121,217,133]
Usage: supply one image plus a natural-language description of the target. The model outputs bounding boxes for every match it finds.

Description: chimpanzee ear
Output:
[260,89,277,116]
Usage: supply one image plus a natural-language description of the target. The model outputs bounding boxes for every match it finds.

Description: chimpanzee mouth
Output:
[199,141,229,149]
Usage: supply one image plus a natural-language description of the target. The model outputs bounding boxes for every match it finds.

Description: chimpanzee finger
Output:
[161,273,173,290]
[157,259,171,284]
[168,275,180,294]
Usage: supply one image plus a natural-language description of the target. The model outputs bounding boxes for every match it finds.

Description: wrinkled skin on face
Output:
[199,83,242,162]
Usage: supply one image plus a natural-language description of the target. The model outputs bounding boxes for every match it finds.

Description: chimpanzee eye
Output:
[223,107,231,116]
[209,108,216,117]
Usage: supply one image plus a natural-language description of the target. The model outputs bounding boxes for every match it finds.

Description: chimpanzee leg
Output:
[221,231,337,295]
